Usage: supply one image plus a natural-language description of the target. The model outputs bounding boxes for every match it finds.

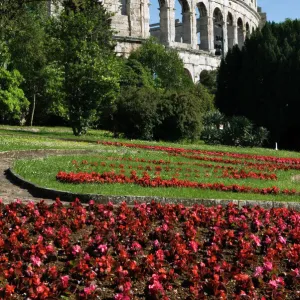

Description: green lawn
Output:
[12,142,300,202]
[2,125,300,202]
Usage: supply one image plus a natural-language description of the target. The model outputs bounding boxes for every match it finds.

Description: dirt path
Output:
[0,149,94,204]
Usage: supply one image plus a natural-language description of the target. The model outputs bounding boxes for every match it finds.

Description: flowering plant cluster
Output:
[72,157,278,181]
[54,141,300,196]
[97,141,300,167]
[0,198,299,298]
[57,170,296,195]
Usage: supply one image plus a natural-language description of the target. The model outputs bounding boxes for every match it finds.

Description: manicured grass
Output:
[1,124,300,157]
[13,149,300,201]
[2,125,300,202]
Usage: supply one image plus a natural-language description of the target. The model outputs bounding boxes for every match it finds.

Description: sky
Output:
[149,0,300,24]
[259,0,300,22]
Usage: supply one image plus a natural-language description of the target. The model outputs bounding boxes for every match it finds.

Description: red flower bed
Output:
[56,171,296,195]
[73,157,278,181]
[97,141,300,166]
[0,199,299,299]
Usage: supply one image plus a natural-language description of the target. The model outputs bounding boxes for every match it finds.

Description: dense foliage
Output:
[216,20,300,150]
[201,111,269,147]
[0,2,216,139]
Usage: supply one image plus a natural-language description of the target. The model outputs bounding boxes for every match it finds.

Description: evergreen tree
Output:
[216,20,300,150]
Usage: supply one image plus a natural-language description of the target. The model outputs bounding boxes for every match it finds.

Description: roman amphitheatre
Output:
[0,1,300,298]
[103,0,266,81]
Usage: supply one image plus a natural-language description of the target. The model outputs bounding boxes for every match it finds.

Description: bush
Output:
[155,92,203,141]
[112,87,161,140]
[201,111,269,147]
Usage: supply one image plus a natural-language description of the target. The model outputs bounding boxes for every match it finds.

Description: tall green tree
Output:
[7,3,49,125]
[47,0,121,135]
[216,20,300,150]
[130,38,193,91]
[0,68,29,123]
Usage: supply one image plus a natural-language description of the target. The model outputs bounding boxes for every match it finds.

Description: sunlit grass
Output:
[13,150,300,202]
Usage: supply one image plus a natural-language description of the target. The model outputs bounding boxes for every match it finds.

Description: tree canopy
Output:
[216,20,300,150]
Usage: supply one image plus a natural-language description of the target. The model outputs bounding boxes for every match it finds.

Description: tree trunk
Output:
[30,93,36,127]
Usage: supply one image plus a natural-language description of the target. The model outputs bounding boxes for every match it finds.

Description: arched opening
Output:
[246,22,250,38]
[120,0,127,15]
[149,0,169,43]
[227,12,234,49]
[213,8,223,56]
[199,69,208,83]
[237,17,244,49]
[252,27,255,34]
[196,2,209,50]
[174,0,192,44]
[184,68,193,81]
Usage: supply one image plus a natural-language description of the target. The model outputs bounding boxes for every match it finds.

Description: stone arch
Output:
[184,68,193,80]
[120,0,127,15]
[149,0,170,44]
[246,22,250,38]
[196,2,209,50]
[199,69,208,83]
[175,0,192,44]
[213,7,223,56]
[227,12,234,49]
[237,17,244,49]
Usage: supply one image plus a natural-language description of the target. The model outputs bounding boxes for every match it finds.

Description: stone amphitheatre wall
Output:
[47,0,266,82]
[104,0,266,82]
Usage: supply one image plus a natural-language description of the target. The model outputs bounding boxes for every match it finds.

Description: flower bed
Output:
[0,199,299,298]
[55,140,300,196]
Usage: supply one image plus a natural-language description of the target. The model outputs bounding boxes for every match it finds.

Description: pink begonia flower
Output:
[46,244,55,254]
[250,234,261,247]
[131,241,142,251]
[114,294,131,300]
[153,240,160,249]
[189,241,198,253]
[37,235,43,244]
[84,253,91,261]
[269,280,278,289]
[98,244,108,253]
[119,281,131,293]
[84,284,96,295]
[276,277,285,286]
[30,255,42,267]
[162,223,168,231]
[60,275,69,289]
[264,261,273,272]
[254,266,264,278]
[149,279,164,295]
[265,235,272,244]
[156,249,164,261]
[278,236,286,244]
[72,245,82,256]
[291,268,300,277]
[44,227,54,236]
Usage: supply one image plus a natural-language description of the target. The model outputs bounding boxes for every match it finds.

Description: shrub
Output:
[201,111,269,147]
[112,86,161,140]
[155,92,203,141]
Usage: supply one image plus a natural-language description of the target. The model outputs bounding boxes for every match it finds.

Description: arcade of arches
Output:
[103,0,264,81]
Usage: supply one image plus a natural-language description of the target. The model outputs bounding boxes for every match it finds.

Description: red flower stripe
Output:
[97,140,300,166]
[56,171,293,195]
[74,159,278,181]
